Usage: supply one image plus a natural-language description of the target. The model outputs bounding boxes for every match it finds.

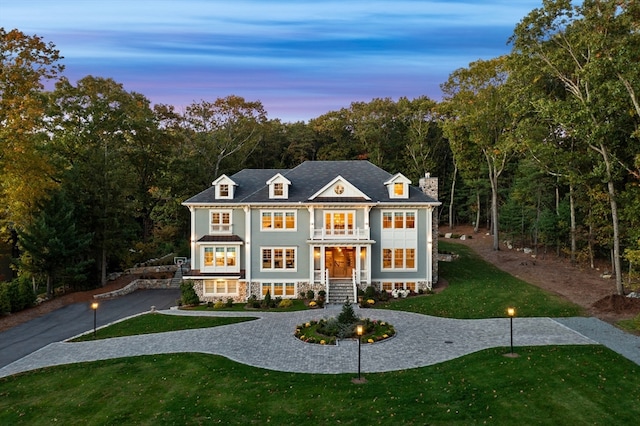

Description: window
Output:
[261,247,296,270]
[274,183,283,196]
[202,246,239,272]
[261,211,296,231]
[204,280,238,295]
[210,210,231,233]
[262,282,296,298]
[383,212,392,229]
[394,182,404,196]
[381,211,417,229]
[381,282,415,292]
[382,248,416,270]
[219,184,229,197]
[324,211,354,235]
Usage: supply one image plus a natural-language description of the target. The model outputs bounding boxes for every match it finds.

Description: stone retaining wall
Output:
[93,278,175,300]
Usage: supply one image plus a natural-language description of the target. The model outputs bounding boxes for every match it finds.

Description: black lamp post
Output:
[507,307,516,355]
[356,324,363,380]
[91,302,99,338]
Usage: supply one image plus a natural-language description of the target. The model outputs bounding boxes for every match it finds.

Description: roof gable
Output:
[308,175,371,201]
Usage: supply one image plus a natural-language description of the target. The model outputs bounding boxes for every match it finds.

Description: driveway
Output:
[0,289,180,368]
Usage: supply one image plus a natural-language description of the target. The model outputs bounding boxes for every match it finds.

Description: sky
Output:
[2,0,542,122]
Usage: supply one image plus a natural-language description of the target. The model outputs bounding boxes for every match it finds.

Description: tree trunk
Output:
[601,144,624,295]
[474,191,480,233]
[448,164,457,230]
[569,183,577,265]
[489,169,500,250]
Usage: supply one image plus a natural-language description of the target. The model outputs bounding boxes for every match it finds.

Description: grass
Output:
[1,240,637,423]
[70,313,256,342]
[1,346,638,425]
[618,314,640,334]
[379,241,584,318]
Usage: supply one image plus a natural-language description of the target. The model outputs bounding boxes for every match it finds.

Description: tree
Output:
[0,28,64,230]
[17,190,92,298]
[48,76,158,285]
[182,96,267,181]
[510,0,640,294]
[440,57,518,250]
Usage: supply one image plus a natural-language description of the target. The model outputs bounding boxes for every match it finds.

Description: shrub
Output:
[0,284,10,315]
[337,300,358,326]
[225,298,234,308]
[364,285,377,299]
[306,289,315,300]
[262,290,272,308]
[214,300,225,309]
[180,281,199,306]
[278,299,293,308]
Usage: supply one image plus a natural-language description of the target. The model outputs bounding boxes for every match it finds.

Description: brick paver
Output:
[0,306,598,378]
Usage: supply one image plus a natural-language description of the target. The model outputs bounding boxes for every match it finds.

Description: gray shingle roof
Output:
[183,161,438,204]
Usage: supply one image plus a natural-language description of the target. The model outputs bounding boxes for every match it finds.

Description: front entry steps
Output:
[327,279,355,304]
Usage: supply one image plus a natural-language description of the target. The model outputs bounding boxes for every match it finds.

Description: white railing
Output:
[310,228,370,240]
[352,269,358,302]
[324,269,330,302]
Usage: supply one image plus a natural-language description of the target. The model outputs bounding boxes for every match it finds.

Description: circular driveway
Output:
[0,304,598,378]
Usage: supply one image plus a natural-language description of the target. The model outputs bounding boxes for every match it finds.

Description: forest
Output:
[1,0,639,312]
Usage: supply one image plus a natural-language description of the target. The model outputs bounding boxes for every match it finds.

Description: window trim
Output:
[209,209,232,234]
[260,210,297,231]
[260,247,297,271]
[381,247,417,270]
[381,210,417,230]
[203,279,239,296]
[201,244,241,273]
[261,282,297,298]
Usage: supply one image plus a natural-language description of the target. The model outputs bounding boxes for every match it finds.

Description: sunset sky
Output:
[3,0,542,122]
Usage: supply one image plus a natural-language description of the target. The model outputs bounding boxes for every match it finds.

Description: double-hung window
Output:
[382,248,416,270]
[202,246,239,273]
[261,210,296,230]
[382,211,415,229]
[210,210,232,234]
[261,247,296,270]
[204,280,238,295]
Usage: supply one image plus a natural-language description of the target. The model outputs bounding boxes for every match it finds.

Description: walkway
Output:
[3,305,627,379]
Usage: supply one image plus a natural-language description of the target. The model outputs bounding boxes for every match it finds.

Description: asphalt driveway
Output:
[0,289,180,368]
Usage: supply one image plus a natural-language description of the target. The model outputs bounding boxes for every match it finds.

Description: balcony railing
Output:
[310,228,370,240]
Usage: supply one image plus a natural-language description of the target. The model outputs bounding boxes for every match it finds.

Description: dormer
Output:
[384,173,411,199]
[212,174,237,200]
[266,173,291,199]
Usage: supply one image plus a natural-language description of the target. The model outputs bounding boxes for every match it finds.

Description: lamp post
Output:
[91,302,99,338]
[356,324,363,380]
[507,307,516,356]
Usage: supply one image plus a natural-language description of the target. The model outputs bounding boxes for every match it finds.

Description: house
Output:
[181,160,440,304]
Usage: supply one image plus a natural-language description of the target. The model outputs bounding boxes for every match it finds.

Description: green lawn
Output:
[71,314,256,342]
[380,241,584,318]
[2,240,639,424]
[1,346,638,425]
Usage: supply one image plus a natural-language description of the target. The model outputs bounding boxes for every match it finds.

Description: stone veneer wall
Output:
[246,281,323,300]
[191,280,248,303]
[419,173,439,285]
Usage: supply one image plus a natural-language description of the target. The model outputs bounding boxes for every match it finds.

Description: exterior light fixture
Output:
[91,302,99,338]
[506,307,517,357]
[356,324,364,380]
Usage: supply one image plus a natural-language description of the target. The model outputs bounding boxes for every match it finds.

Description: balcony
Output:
[310,228,370,241]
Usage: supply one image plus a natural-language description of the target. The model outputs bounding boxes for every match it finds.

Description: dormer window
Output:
[385,173,411,199]
[393,183,404,197]
[273,183,284,197]
[212,174,236,200]
[267,173,291,199]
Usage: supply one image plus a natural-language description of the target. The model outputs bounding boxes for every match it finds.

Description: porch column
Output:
[189,206,196,265]
[426,206,433,286]
[244,205,251,295]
